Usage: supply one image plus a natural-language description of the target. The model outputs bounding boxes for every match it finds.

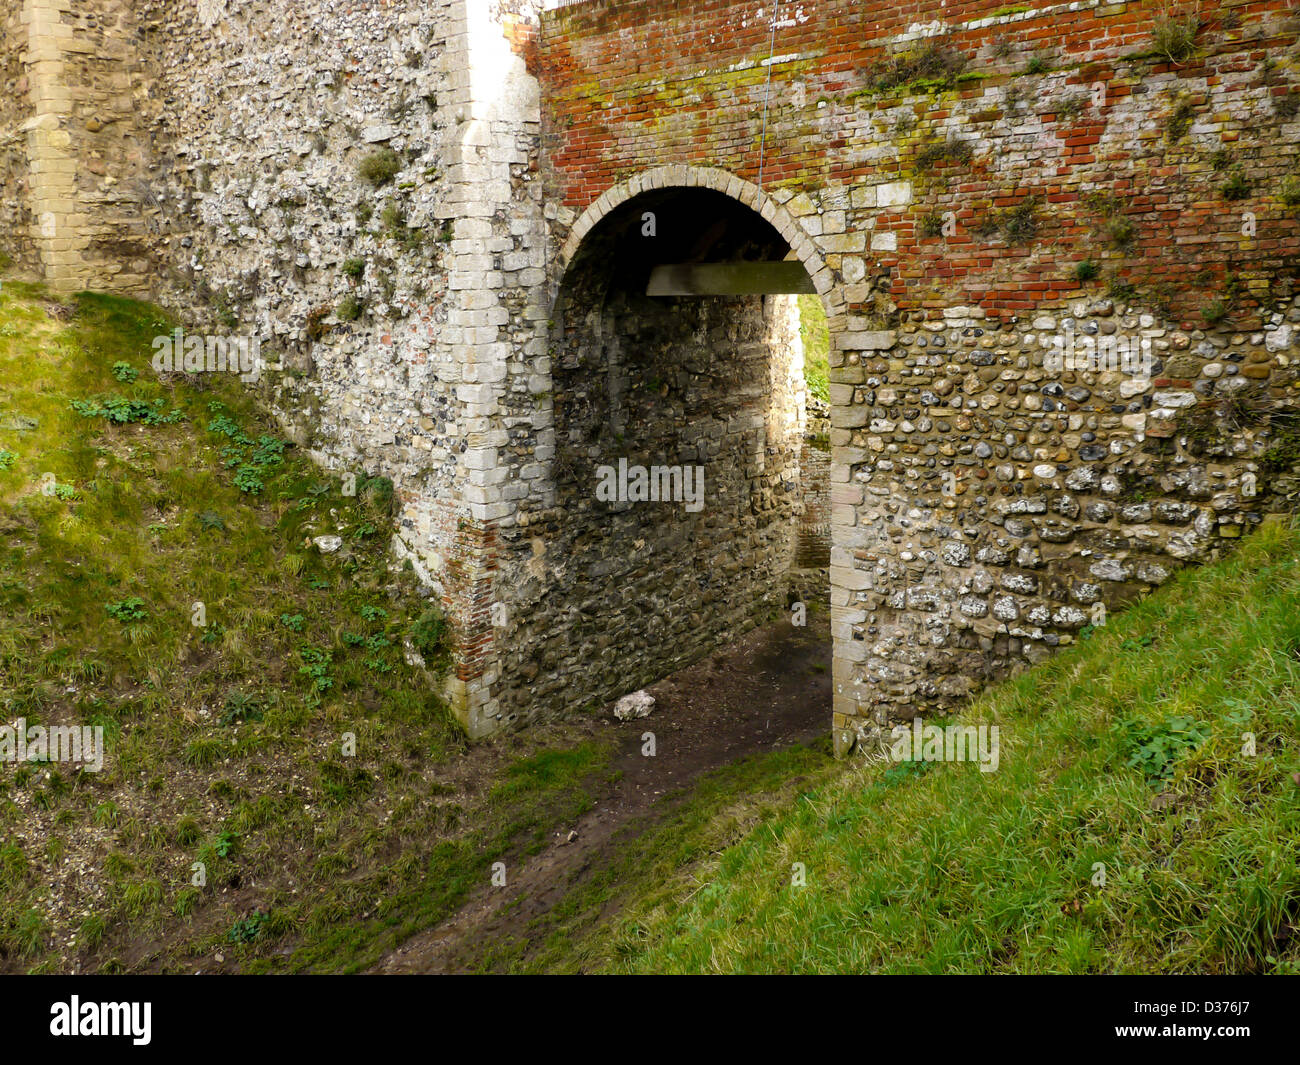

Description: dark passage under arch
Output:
[502,185,830,719]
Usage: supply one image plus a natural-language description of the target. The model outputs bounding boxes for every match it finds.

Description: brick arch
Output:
[555,164,845,319]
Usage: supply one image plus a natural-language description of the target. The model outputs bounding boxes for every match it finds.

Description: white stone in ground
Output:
[613,690,655,721]
[312,535,343,553]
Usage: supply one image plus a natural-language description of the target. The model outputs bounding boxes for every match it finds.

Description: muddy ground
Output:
[373,612,831,973]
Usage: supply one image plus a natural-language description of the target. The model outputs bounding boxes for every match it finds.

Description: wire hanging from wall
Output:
[757,0,782,190]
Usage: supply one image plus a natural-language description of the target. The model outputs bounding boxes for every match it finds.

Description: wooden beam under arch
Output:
[646,261,815,296]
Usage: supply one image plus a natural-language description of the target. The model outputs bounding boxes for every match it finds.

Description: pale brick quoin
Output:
[3,0,1300,750]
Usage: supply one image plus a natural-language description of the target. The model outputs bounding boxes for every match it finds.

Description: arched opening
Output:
[520,183,832,723]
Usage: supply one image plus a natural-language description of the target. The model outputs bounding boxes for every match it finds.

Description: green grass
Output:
[459,740,838,973]
[580,521,1300,974]
[274,737,615,973]
[798,294,829,404]
[0,281,615,972]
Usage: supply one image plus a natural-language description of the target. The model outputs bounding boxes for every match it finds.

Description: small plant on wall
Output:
[1221,169,1252,201]
[1104,215,1135,249]
[1084,192,1135,249]
[1165,95,1196,141]
[358,148,401,187]
[1003,199,1039,243]
[919,212,947,238]
[914,136,973,171]
[1106,273,1138,302]
[1023,51,1050,75]
[336,294,363,322]
[1152,6,1200,63]
[1055,93,1087,120]
[1200,297,1229,326]
[980,197,1039,245]
[868,37,968,93]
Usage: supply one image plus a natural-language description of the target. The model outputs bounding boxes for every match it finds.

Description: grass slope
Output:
[586,522,1300,973]
[458,740,839,973]
[0,282,614,972]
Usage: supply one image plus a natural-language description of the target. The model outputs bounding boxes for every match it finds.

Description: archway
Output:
[510,168,843,726]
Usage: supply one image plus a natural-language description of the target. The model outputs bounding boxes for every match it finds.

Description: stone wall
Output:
[535,0,1300,752]
[8,0,95,288]
[0,1,36,273]
[0,0,157,289]
[833,299,1300,750]
[58,0,156,292]
[113,0,550,735]
[791,439,831,600]
[503,284,806,719]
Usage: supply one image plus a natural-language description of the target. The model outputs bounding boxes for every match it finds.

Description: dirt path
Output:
[372,613,830,973]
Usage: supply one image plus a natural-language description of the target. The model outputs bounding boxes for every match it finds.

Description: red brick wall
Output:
[540,0,1300,326]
